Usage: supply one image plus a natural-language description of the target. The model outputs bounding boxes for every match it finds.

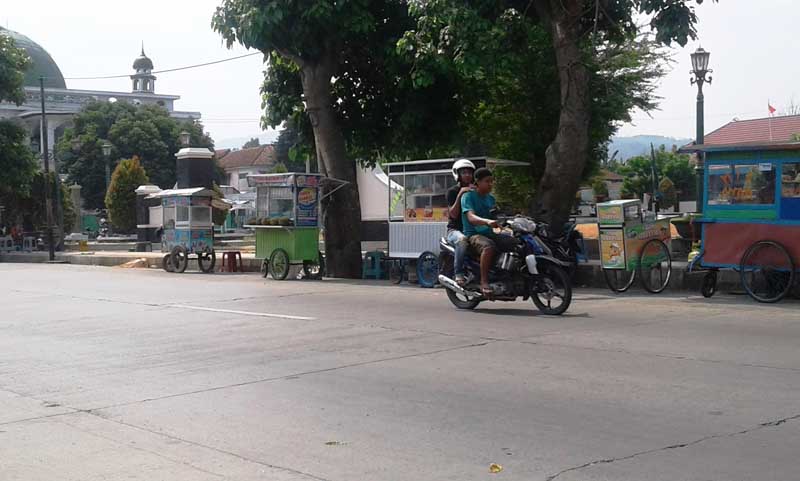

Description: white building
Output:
[215,145,278,192]
[0,27,200,160]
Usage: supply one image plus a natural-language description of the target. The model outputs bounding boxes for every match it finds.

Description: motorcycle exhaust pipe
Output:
[438,274,476,298]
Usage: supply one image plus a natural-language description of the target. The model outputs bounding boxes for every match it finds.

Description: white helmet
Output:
[452,158,476,180]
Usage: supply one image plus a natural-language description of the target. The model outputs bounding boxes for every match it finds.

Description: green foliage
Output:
[617,146,696,202]
[2,172,75,233]
[0,32,31,105]
[57,101,214,209]
[591,178,609,199]
[217,0,464,167]
[242,137,260,149]
[0,120,37,199]
[494,167,536,213]
[105,157,149,233]
[271,163,288,174]
[275,126,312,172]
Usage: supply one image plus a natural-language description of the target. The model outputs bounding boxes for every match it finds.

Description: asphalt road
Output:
[1,263,799,481]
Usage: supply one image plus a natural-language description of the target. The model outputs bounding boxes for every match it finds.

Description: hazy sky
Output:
[4,0,798,146]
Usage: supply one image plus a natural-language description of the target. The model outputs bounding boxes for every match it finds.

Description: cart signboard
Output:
[295,178,319,227]
[599,228,626,269]
[597,199,642,226]
[622,219,671,271]
[404,207,449,223]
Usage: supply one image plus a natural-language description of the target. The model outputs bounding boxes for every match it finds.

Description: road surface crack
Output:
[545,413,800,481]
[89,341,492,411]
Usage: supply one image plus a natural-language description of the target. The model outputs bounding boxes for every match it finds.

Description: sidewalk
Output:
[2,250,738,292]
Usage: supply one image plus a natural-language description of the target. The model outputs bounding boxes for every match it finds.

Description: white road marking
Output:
[170,304,316,321]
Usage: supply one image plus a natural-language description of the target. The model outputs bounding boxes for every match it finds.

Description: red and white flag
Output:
[768,103,777,115]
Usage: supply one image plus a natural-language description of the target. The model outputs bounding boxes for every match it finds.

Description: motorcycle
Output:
[534,218,587,278]
[438,216,573,315]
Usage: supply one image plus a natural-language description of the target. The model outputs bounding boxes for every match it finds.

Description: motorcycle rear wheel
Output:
[531,265,572,315]
[445,288,481,310]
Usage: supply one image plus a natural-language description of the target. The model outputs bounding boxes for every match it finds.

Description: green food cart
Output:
[597,199,673,293]
[245,173,327,280]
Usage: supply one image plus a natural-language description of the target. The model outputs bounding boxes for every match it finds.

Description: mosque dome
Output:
[0,27,67,89]
[132,48,154,71]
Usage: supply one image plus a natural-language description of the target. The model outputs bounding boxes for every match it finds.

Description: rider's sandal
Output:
[455,274,466,286]
[481,286,494,299]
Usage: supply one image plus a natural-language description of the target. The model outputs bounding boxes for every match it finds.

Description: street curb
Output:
[2,252,740,292]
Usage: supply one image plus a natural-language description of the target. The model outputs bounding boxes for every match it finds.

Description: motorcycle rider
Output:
[461,167,516,296]
[446,159,476,285]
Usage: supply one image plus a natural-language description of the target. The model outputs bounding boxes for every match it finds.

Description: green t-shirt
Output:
[461,191,496,236]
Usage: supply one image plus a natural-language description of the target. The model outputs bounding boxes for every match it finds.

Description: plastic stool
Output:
[221,251,243,272]
[362,251,386,279]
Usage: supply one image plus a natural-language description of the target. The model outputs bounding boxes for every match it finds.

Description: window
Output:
[782,162,800,198]
[163,206,176,229]
[269,187,294,218]
[176,205,189,223]
[238,172,249,180]
[191,206,211,224]
[707,163,776,205]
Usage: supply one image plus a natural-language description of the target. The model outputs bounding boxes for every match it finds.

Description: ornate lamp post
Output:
[179,130,191,147]
[102,140,113,197]
[690,47,712,213]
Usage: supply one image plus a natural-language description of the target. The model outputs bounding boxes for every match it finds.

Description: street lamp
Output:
[102,140,112,196]
[690,47,712,213]
[179,130,191,147]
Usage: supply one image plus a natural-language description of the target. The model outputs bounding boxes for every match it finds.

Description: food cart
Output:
[244,173,327,280]
[688,142,800,302]
[151,188,217,273]
[384,157,527,287]
[597,199,672,293]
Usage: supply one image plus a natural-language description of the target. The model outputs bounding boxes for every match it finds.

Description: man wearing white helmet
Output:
[446,158,476,285]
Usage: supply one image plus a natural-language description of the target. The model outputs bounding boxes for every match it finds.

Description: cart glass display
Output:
[246,173,324,280]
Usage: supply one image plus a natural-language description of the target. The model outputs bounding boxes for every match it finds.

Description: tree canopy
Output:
[57,101,213,209]
[0,32,31,105]
[615,146,697,204]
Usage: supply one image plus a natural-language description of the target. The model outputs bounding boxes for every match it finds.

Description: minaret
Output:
[131,44,156,93]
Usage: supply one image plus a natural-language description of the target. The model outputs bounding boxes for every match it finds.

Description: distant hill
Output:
[609,135,692,161]
[216,130,281,150]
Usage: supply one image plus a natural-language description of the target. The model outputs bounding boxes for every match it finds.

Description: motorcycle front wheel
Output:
[531,265,572,315]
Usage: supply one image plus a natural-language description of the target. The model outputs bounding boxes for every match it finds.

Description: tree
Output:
[242,137,260,149]
[406,0,712,228]
[0,32,30,105]
[105,157,149,232]
[0,121,37,202]
[274,126,310,173]
[618,147,696,203]
[213,1,468,277]
[57,101,214,208]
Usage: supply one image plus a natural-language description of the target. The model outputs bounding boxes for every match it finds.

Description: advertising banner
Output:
[599,228,626,269]
[404,207,449,223]
[295,186,319,226]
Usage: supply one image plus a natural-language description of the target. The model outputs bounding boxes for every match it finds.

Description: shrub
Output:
[105,157,149,232]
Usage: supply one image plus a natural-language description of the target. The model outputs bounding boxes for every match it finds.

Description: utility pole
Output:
[40,76,55,261]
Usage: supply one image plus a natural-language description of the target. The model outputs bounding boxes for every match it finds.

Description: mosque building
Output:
[0,27,200,160]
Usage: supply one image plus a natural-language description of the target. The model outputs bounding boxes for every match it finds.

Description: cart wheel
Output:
[389,259,404,284]
[260,258,269,278]
[269,248,290,280]
[302,251,325,280]
[603,268,636,293]
[198,250,216,273]
[638,238,672,294]
[170,246,188,273]
[416,251,438,288]
[740,240,795,303]
[162,254,174,273]
[701,271,717,298]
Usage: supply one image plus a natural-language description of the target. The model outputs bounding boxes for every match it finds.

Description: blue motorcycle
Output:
[438,216,573,315]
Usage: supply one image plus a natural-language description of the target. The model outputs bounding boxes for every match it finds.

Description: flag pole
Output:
[768,99,774,142]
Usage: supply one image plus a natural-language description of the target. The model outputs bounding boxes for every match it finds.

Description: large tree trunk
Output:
[533,0,591,230]
[300,61,363,278]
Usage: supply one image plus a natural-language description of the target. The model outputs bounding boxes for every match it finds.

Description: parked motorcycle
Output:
[438,216,573,315]
[534,218,587,278]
